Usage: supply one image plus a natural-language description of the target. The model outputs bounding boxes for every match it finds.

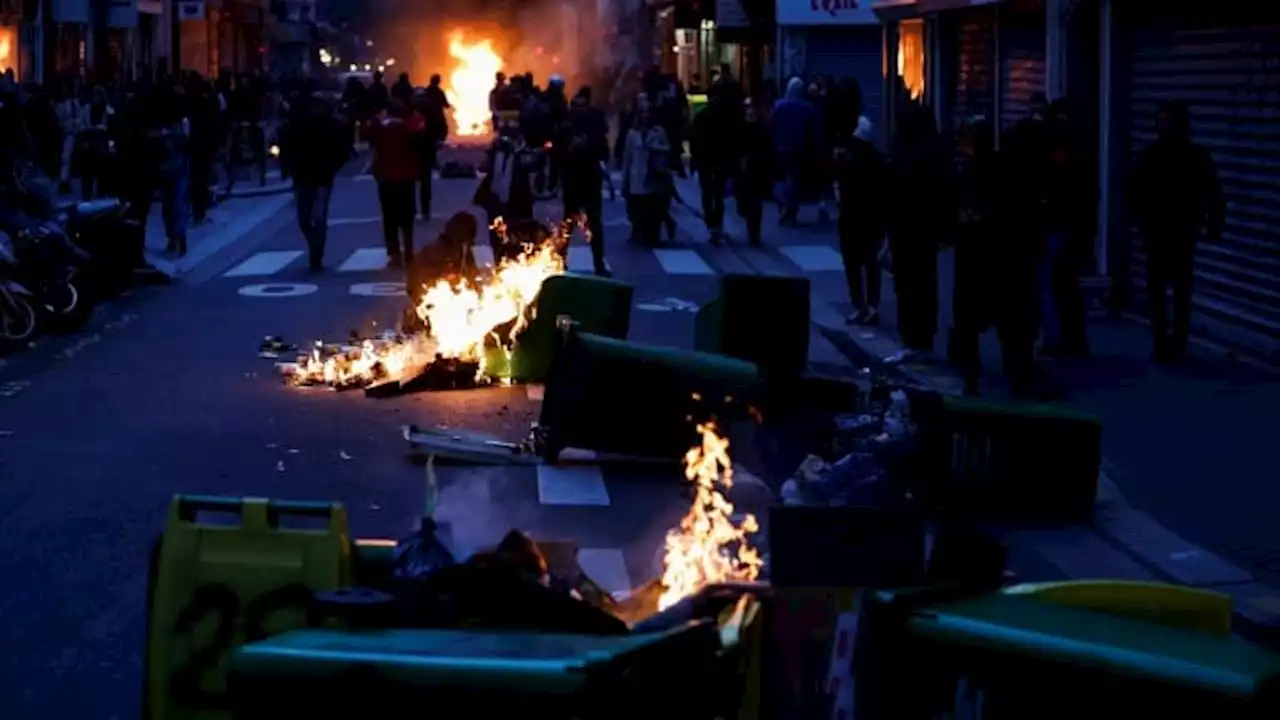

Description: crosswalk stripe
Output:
[567,245,610,272]
[653,248,715,275]
[223,250,304,277]
[577,548,633,597]
[328,216,381,227]
[536,464,611,506]
[780,245,845,272]
[337,247,388,272]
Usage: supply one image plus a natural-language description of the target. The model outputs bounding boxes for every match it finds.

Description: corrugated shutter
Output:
[951,8,996,132]
[1124,23,1280,358]
[803,26,884,148]
[999,6,1046,131]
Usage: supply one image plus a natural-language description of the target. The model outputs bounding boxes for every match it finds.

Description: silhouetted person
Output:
[1129,100,1223,363]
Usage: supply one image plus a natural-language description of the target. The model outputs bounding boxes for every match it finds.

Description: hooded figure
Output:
[771,77,823,224]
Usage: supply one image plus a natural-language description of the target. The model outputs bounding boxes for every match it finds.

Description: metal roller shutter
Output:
[803,26,884,148]
[1123,22,1280,359]
[950,8,996,134]
[998,4,1047,131]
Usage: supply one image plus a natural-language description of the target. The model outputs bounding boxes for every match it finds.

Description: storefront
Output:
[1107,2,1280,360]
[776,0,884,144]
[875,0,1047,144]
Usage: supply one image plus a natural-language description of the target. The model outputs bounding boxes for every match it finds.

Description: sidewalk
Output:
[674,173,1280,639]
[144,192,294,277]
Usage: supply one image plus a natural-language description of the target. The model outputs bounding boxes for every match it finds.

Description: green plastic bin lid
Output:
[913,593,1280,700]
[235,626,696,694]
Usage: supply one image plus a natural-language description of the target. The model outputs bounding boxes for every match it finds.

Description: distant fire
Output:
[446,32,502,137]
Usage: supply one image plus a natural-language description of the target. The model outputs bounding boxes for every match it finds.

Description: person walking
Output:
[620,94,673,247]
[75,86,113,200]
[364,93,426,267]
[1129,100,1223,364]
[281,93,352,271]
[416,74,451,220]
[835,115,889,326]
[562,86,610,276]
[688,91,737,244]
[735,99,773,247]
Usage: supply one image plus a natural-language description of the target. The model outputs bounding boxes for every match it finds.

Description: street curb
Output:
[817,323,1280,644]
[145,192,295,279]
[218,182,293,200]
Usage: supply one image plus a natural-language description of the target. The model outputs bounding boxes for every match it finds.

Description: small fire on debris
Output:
[278,217,569,392]
[659,420,763,610]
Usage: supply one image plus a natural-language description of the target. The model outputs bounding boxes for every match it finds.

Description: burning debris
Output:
[264,216,569,395]
[658,421,763,610]
[446,32,502,137]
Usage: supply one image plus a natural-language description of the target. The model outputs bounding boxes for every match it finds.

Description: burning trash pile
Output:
[392,420,763,629]
[261,218,568,396]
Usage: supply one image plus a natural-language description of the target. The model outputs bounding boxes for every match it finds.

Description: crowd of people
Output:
[0,67,287,258]
[281,61,1224,400]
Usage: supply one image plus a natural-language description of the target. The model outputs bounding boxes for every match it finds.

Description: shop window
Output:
[897,18,925,100]
[0,25,16,76]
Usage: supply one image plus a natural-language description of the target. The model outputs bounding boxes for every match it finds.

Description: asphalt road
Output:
[0,164,1079,717]
[0,165,784,717]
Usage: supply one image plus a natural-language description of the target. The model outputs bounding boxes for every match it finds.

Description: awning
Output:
[872,0,1002,21]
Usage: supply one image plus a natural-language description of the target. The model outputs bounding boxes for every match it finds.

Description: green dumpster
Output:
[908,391,1102,520]
[485,273,634,383]
[538,324,762,462]
[855,587,1280,719]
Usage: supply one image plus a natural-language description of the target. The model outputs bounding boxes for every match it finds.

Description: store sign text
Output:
[777,0,879,26]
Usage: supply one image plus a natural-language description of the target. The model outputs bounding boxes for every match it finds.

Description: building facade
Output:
[178,0,266,77]
[875,0,1280,361]
[777,0,884,144]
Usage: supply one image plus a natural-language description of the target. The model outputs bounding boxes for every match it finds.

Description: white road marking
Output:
[567,245,610,272]
[337,248,389,272]
[328,216,382,227]
[780,245,845,272]
[577,548,632,598]
[653,248,714,275]
[237,283,318,297]
[223,250,304,277]
[349,282,406,297]
[536,464,611,506]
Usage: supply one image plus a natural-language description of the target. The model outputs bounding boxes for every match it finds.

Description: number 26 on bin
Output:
[168,583,313,708]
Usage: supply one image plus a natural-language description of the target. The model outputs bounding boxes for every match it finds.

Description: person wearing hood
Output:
[835,114,888,325]
[772,77,823,225]
[392,73,413,103]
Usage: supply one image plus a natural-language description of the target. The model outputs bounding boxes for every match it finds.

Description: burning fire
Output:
[415,238,564,373]
[446,32,503,137]
[659,421,763,610]
[285,218,565,388]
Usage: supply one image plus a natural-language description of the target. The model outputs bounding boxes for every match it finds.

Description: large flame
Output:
[658,421,763,611]
[286,218,566,388]
[446,32,503,137]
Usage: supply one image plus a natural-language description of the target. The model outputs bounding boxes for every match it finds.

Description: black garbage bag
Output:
[393,517,457,627]
[411,537,630,635]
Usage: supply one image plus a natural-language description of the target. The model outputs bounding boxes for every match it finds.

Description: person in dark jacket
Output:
[561,86,610,276]
[364,93,426,266]
[689,92,737,244]
[1129,100,1223,363]
[391,73,413,103]
[368,71,390,113]
[735,99,773,247]
[835,115,889,325]
[414,76,450,220]
[887,103,949,353]
[404,211,481,331]
[947,116,1001,394]
[281,93,352,271]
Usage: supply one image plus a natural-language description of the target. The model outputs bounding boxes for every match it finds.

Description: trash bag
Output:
[393,517,457,627]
